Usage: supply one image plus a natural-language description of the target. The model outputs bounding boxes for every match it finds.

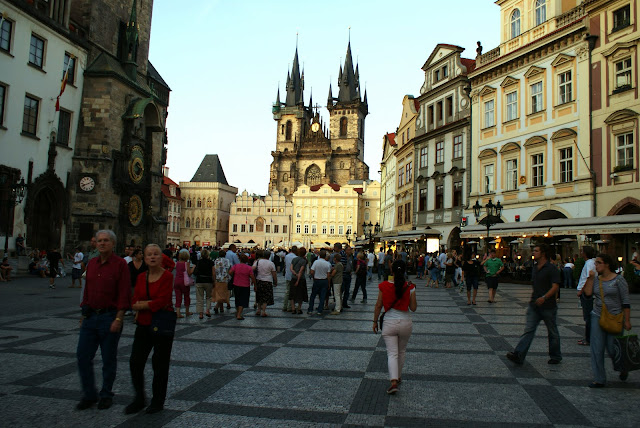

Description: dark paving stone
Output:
[0,348,75,358]
[12,361,77,386]
[501,356,544,378]
[190,402,347,424]
[366,350,388,373]
[171,360,224,369]
[269,329,304,343]
[249,365,363,378]
[115,409,183,428]
[474,323,500,336]
[483,335,514,352]
[349,378,390,415]
[230,345,279,365]
[466,314,485,323]
[523,384,592,426]
[171,369,242,401]
[0,332,61,348]
[385,416,548,427]
[403,373,518,385]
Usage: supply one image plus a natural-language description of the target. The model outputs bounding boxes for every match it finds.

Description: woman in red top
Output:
[229,253,255,320]
[373,260,417,395]
[126,244,175,415]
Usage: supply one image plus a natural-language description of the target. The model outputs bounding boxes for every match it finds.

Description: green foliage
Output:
[623,263,640,294]
[573,258,585,282]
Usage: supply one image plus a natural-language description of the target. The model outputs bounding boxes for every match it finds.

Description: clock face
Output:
[79,176,95,192]
[128,195,143,226]
[129,146,144,183]
[311,122,320,133]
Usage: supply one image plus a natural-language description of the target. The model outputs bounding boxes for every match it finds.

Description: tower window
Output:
[285,121,292,140]
[511,9,521,39]
[340,117,348,136]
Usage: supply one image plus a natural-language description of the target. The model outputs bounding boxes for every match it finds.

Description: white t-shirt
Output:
[632,252,638,262]
[284,252,297,281]
[252,259,276,282]
[310,258,332,279]
[564,262,574,269]
[577,258,596,290]
[123,255,133,264]
[367,253,375,267]
[73,252,84,269]
[377,251,385,264]
[384,288,416,321]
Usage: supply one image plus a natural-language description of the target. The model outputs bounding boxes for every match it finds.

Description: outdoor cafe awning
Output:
[381,228,441,242]
[460,214,640,238]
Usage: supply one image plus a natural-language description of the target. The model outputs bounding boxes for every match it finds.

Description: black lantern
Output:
[473,199,503,253]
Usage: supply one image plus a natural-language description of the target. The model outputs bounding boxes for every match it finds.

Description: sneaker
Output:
[330,310,340,315]
[506,351,523,365]
[547,359,561,365]
[49,284,55,289]
[342,304,351,309]
[307,311,313,315]
[97,397,113,410]
[316,312,322,316]
[387,385,398,395]
[360,299,367,303]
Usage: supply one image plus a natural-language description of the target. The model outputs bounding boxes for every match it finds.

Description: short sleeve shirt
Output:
[311,259,332,279]
[530,260,561,309]
[484,258,503,276]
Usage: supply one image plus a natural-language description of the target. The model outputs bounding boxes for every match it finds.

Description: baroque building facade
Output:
[465,0,592,244]
[414,44,474,248]
[379,133,397,233]
[228,190,293,248]
[394,96,419,233]
[0,0,88,253]
[65,0,171,252]
[269,43,369,198]
[162,167,182,246]
[180,155,237,247]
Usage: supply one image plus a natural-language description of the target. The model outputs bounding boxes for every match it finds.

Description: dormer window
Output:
[535,0,546,26]
[511,9,521,39]
[613,4,631,32]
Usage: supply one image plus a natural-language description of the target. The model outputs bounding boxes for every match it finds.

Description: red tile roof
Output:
[461,58,476,73]
[387,133,396,146]
[162,176,182,200]
[353,187,364,194]
[413,98,420,112]
[309,183,341,192]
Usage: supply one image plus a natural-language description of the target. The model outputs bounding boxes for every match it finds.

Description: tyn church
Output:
[269,42,369,198]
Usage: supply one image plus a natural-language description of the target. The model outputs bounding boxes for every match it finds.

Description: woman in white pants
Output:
[373,260,417,394]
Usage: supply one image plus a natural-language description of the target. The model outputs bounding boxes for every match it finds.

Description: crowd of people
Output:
[3,233,636,407]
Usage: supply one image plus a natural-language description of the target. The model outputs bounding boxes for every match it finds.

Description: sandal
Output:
[261,313,269,317]
[237,316,245,320]
[577,339,589,346]
[199,313,204,320]
[205,311,211,317]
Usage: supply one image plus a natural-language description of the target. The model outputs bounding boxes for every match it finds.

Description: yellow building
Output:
[467,0,592,238]
[180,155,237,247]
[228,190,293,248]
[380,133,397,233]
[394,96,419,232]
[290,181,380,249]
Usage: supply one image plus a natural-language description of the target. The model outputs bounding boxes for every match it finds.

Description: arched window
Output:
[340,117,348,136]
[185,218,191,228]
[207,198,212,208]
[283,173,289,182]
[340,162,344,168]
[186,199,192,208]
[197,198,202,208]
[205,218,211,228]
[306,164,322,186]
[195,218,201,228]
[285,120,292,140]
[535,0,546,26]
[511,9,521,38]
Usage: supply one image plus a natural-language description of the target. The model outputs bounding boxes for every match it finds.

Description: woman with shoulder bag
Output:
[582,253,632,387]
[372,260,417,395]
[213,249,232,315]
[127,244,176,415]
[174,249,194,318]
[252,250,277,317]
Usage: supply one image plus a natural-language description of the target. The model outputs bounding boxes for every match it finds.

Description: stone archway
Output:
[24,170,67,251]
[607,197,640,215]
[532,210,567,221]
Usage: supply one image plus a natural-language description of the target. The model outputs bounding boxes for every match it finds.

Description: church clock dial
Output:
[129,146,145,183]
[311,122,320,133]
[128,195,143,226]
[79,176,95,192]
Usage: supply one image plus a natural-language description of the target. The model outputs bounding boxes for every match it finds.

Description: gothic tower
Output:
[327,41,369,182]
[270,47,312,197]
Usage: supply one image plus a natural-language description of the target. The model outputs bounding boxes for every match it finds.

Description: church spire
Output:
[285,47,303,107]
[123,0,139,80]
[275,87,281,105]
[337,41,359,103]
[327,83,333,108]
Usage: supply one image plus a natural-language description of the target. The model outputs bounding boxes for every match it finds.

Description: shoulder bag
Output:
[598,277,624,335]
[146,272,177,336]
[379,285,407,331]
[183,262,194,286]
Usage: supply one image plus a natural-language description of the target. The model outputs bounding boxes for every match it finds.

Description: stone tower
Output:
[65,0,171,251]
[269,42,369,199]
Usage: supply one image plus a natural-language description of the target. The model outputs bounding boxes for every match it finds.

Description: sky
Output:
[148,0,500,195]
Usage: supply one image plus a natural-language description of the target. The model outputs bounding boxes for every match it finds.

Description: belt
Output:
[92,307,116,315]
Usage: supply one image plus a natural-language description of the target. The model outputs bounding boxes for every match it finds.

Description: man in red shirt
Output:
[76,230,131,411]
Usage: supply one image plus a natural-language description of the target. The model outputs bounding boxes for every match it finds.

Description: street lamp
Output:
[0,175,26,256]
[362,221,380,252]
[473,199,503,253]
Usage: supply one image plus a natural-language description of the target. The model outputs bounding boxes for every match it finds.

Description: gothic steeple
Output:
[337,41,359,103]
[123,0,139,80]
[285,47,303,107]
[327,83,334,107]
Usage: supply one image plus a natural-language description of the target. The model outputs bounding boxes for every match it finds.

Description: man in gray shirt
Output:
[309,250,331,315]
[283,246,298,312]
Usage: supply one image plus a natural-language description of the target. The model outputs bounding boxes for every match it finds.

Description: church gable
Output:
[421,44,463,71]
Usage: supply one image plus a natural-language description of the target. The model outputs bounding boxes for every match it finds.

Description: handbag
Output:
[613,331,640,373]
[146,273,177,336]
[183,262,194,286]
[379,285,407,331]
[598,278,624,335]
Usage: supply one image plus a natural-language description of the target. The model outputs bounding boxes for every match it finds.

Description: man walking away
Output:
[309,250,331,315]
[576,246,596,346]
[283,246,298,312]
[506,244,561,365]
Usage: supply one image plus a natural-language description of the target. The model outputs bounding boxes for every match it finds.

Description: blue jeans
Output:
[352,275,367,300]
[367,266,373,280]
[514,304,562,362]
[580,294,594,342]
[77,311,122,400]
[562,267,573,288]
[377,264,383,281]
[342,273,352,304]
[308,279,328,313]
[589,311,619,384]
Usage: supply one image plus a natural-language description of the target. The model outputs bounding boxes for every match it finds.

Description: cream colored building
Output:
[467,0,592,239]
[290,181,380,249]
[180,155,237,247]
[585,0,640,217]
[394,96,419,233]
[379,133,397,233]
[228,190,293,248]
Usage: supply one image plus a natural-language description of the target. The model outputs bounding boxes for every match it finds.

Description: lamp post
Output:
[362,221,380,252]
[0,175,26,256]
[472,199,503,253]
